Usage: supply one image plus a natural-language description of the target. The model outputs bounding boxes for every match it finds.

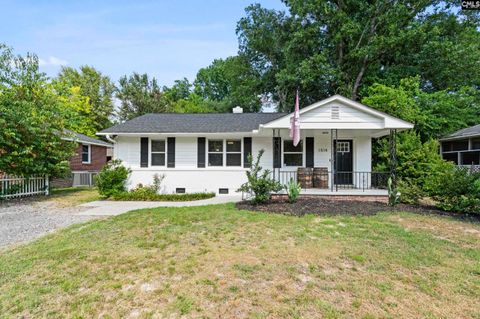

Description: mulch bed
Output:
[236,198,480,222]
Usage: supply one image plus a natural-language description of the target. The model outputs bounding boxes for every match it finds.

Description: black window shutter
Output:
[140,137,148,167]
[167,137,175,168]
[243,137,252,168]
[273,137,281,168]
[197,137,206,168]
[306,137,314,168]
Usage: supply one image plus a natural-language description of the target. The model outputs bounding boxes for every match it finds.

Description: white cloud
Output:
[38,56,68,66]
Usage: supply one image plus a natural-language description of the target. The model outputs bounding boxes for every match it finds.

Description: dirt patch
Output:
[236,198,480,221]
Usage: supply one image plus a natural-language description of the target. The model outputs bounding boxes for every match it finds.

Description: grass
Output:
[47,187,101,207]
[0,204,479,318]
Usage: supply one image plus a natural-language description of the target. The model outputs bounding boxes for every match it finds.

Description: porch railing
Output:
[273,170,388,191]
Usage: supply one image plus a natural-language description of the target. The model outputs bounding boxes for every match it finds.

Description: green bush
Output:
[238,150,282,204]
[111,191,215,201]
[428,167,480,214]
[284,178,301,203]
[95,160,131,198]
[397,179,424,205]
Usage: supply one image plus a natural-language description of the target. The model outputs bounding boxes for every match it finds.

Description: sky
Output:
[1,0,285,86]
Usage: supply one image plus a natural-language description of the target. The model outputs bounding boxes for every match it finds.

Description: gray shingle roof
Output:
[64,130,113,147]
[441,124,480,140]
[98,113,288,134]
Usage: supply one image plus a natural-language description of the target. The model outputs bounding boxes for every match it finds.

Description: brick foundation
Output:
[50,177,73,188]
[271,194,388,203]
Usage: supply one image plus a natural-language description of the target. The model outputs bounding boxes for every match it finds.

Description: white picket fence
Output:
[0,175,49,199]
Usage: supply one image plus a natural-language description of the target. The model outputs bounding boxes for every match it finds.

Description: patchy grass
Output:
[47,187,101,207]
[0,204,479,318]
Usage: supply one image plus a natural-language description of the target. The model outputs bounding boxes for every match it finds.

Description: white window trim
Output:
[81,144,91,164]
[282,138,304,167]
[150,138,167,167]
[226,139,242,167]
[207,139,243,167]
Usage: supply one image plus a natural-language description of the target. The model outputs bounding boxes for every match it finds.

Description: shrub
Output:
[429,167,480,214]
[237,150,282,204]
[387,177,400,207]
[284,178,301,203]
[397,179,424,205]
[95,160,131,198]
[111,191,215,201]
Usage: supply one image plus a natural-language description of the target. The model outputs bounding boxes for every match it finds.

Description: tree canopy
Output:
[0,45,74,177]
[55,66,116,131]
[237,0,480,111]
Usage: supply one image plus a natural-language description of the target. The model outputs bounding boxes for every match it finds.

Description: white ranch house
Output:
[98,95,413,197]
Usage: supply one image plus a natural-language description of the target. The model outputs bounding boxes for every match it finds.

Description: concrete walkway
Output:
[77,195,242,216]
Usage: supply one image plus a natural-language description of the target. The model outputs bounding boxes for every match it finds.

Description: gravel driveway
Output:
[0,200,100,248]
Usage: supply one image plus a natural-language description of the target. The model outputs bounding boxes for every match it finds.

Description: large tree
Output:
[116,73,169,121]
[0,45,74,177]
[237,1,480,111]
[55,66,115,131]
[194,55,262,112]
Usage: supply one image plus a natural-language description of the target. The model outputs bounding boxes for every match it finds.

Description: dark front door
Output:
[334,140,353,185]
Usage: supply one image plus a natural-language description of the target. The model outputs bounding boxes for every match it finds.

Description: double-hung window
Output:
[226,139,241,166]
[81,144,91,164]
[208,139,242,167]
[151,139,166,166]
[208,140,223,166]
[283,140,303,166]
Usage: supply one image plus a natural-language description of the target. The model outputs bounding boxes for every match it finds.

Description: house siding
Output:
[51,143,110,188]
[70,144,108,172]
[114,133,373,194]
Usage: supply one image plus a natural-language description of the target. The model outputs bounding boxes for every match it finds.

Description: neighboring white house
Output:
[97,95,413,195]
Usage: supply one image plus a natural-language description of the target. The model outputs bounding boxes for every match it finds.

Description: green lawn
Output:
[48,187,101,207]
[0,204,479,318]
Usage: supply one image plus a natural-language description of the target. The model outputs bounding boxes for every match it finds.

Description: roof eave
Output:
[439,133,480,142]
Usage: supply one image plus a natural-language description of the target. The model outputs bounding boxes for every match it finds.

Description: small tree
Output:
[284,178,301,203]
[95,160,131,198]
[387,177,401,207]
[238,149,282,204]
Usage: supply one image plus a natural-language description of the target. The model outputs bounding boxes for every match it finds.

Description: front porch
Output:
[273,170,388,193]
[254,95,412,199]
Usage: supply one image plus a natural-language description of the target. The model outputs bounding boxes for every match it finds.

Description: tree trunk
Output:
[352,55,369,101]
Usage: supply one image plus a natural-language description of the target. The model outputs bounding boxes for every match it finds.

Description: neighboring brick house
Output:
[51,130,113,188]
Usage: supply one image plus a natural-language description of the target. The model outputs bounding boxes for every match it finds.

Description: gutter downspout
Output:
[105,134,116,144]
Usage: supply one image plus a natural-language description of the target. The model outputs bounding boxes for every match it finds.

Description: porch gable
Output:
[261,95,413,131]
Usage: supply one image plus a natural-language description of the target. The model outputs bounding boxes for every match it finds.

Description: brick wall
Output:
[70,144,108,172]
[271,194,388,203]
